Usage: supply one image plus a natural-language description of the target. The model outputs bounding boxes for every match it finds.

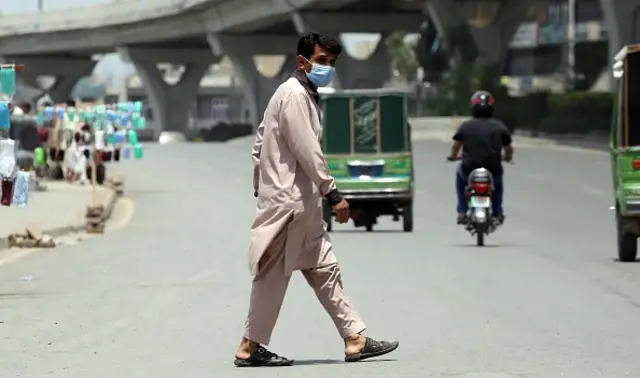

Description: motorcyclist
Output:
[446,90,513,225]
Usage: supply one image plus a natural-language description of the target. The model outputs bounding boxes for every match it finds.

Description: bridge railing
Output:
[0,0,215,36]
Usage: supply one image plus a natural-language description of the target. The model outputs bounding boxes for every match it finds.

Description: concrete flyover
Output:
[0,0,528,133]
[425,0,531,67]
[602,0,640,69]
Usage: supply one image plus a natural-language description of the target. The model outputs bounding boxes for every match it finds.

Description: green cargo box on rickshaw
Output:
[320,88,414,232]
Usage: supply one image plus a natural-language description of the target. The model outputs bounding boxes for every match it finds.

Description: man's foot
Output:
[457,213,467,224]
[344,336,399,363]
[234,344,294,367]
[493,214,505,225]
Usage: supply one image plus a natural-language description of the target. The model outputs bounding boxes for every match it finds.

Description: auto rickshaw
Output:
[320,88,414,232]
[611,44,640,262]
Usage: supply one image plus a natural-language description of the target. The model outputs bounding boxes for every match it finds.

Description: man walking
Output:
[234,32,399,367]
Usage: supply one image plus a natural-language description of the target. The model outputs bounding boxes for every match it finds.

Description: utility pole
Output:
[37,0,43,12]
[566,0,576,88]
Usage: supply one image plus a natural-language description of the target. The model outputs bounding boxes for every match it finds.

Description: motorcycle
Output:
[447,156,511,246]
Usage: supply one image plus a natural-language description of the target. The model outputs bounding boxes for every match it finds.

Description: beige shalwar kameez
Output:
[245,75,366,345]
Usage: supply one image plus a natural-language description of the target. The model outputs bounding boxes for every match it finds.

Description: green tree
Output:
[383,31,419,81]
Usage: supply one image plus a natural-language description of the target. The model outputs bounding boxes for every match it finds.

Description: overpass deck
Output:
[0,0,212,36]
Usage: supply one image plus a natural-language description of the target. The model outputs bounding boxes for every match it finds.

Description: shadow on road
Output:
[450,243,515,248]
[294,358,397,366]
[330,230,407,234]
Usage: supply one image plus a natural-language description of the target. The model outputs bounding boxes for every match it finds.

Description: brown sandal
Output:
[234,345,294,367]
[345,337,399,362]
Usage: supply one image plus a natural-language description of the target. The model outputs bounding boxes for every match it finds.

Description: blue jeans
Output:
[456,166,504,215]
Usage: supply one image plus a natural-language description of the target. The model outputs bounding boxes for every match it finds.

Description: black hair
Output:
[297,32,342,59]
[66,99,76,107]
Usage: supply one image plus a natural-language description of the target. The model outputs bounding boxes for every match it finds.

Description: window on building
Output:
[211,98,230,123]
[575,0,603,23]
[505,49,535,76]
[533,45,563,74]
[197,96,209,120]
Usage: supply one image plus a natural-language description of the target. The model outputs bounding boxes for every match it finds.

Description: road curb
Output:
[0,185,120,251]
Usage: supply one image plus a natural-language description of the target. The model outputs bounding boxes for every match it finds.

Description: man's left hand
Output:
[332,199,350,223]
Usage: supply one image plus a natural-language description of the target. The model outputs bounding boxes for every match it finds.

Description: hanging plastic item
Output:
[94,129,105,150]
[0,139,16,206]
[0,103,10,130]
[67,107,76,120]
[55,106,65,120]
[0,66,16,98]
[1,179,13,206]
[77,108,86,121]
[12,171,29,207]
[122,145,131,160]
[95,105,106,126]
[107,110,117,124]
[44,106,54,121]
[86,108,95,123]
[114,130,126,145]
[134,101,143,113]
[120,112,130,127]
[133,116,145,129]
[34,146,46,167]
[133,143,143,159]
[127,129,138,145]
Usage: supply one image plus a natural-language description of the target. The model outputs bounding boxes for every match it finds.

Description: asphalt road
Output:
[0,138,637,378]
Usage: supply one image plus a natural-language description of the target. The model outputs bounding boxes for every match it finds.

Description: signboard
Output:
[351,97,379,153]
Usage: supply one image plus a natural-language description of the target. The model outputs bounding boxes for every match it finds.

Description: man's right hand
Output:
[332,199,350,223]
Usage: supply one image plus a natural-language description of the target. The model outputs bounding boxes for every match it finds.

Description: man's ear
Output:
[295,55,305,72]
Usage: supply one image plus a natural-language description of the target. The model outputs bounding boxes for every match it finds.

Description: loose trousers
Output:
[244,228,366,345]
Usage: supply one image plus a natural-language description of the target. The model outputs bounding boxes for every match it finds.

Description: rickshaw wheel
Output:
[365,223,373,232]
[402,201,413,232]
[617,211,637,262]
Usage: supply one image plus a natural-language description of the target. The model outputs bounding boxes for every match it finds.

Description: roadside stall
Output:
[0,63,30,207]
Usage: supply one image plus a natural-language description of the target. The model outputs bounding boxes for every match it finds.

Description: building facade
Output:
[504,0,607,93]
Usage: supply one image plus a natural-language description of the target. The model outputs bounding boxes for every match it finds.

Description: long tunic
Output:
[249,76,337,277]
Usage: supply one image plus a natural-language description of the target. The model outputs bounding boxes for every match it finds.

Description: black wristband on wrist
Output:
[324,189,343,206]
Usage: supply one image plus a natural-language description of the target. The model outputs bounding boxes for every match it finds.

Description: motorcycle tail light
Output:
[633,160,640,170]
[472,183,489,194]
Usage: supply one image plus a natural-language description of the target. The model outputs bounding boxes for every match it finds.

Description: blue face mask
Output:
[305,59,335,87]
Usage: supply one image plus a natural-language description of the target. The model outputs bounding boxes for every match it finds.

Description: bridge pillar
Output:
[425,0,528,68]
[602,0,640,87]
[208,34,295,127]
[3,55,96,103]
[229,54,294,127]
[119,47,217,134]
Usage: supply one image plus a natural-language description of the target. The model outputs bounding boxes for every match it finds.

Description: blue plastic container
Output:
[0,103,10,129]
[0,67,16,97]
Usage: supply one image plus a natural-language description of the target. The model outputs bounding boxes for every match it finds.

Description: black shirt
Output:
[453,117,512,176]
